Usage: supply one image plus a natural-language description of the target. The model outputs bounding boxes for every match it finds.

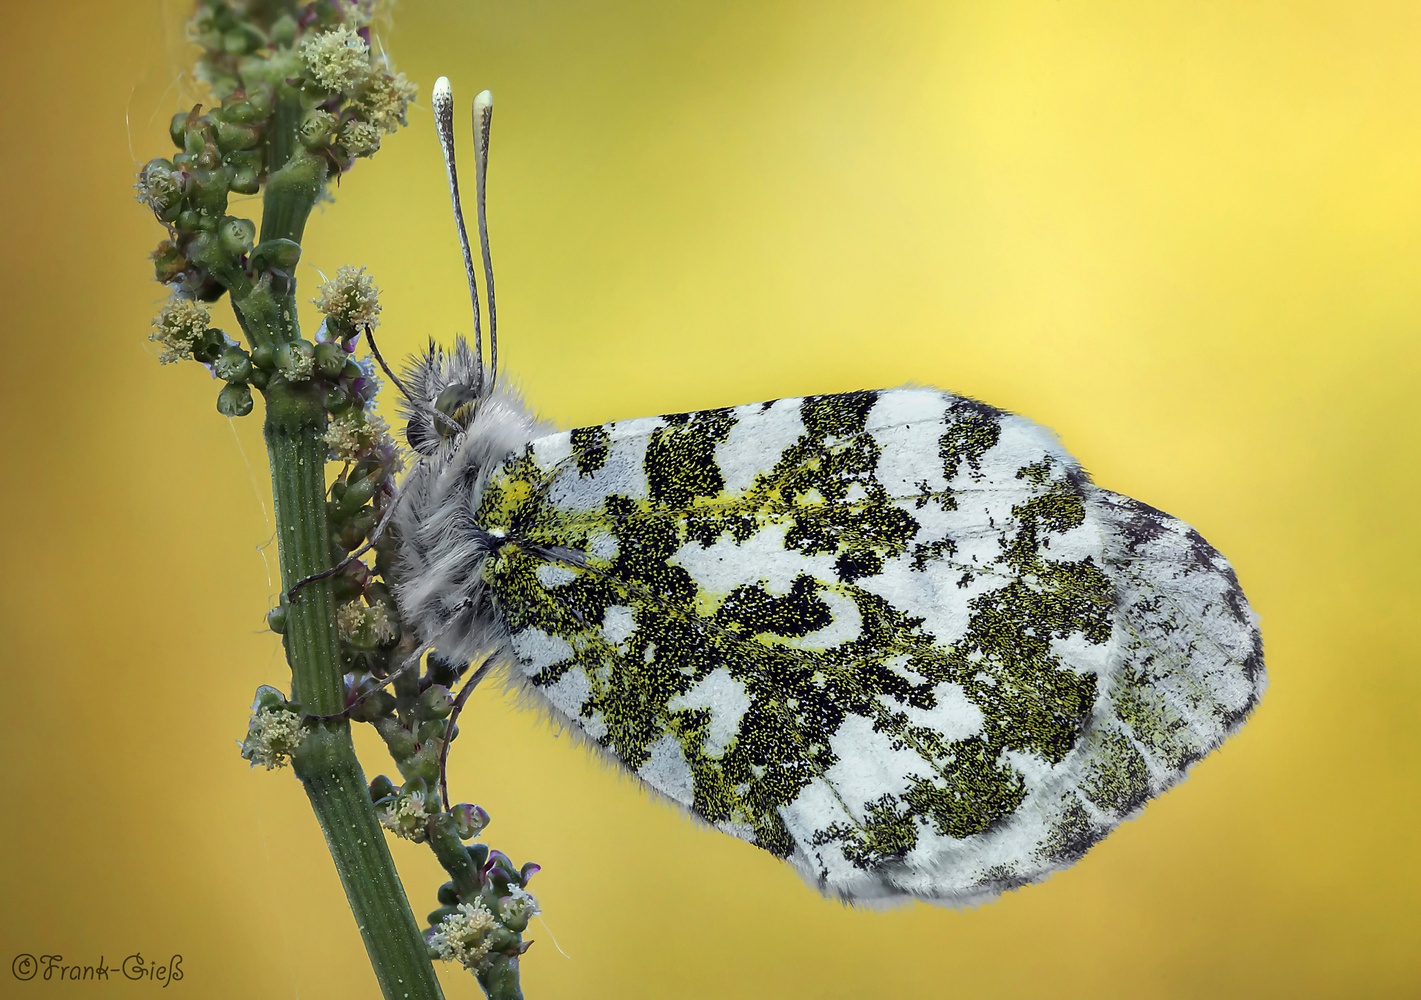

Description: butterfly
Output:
[382,78,1264,907]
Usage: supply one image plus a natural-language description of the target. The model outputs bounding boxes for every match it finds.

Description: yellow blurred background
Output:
[2,1,1418,997]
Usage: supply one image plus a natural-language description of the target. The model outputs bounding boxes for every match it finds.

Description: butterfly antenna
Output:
[363,324,415,401]
[472,89,498,389]
[433,77,485,392]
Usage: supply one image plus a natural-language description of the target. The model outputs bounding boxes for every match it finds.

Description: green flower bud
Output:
[217,382,254,417]
[267,604,287,635]
[450,804,490,841]
[174,209,205,234]
[214,346,253,383]
[169,112,190,149]
[314,341,347,379]
[415,685,454,721]
[250,238,301,272]
[249,343,275,370]
[245,82,275,117]
[223,100,259,125]
[350,687,396,722]
[213,119,261,152]
[230,168,260,196]
[380,723,418,760]
[437,881,461,907]
[337,509,376,551]
[483,927,518,954]
[253,685,288,713]
[415,718,447,745]
[325,382,354,412]
[218,216,257,257]
[425,905,459,928]
[466,843,490,869]
[334,474,378,518]
[369,774,397,803]
[275,340,316,381]
[187,164,230,217]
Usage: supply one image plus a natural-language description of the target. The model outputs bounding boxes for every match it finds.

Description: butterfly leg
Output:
[287,490,403,601]
[303,641,432,723]
[437,655,493,810]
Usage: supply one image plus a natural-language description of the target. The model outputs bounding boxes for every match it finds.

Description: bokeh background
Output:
[3,2,1419,997]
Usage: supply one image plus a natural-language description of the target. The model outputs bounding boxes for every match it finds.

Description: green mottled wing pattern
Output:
[475,388,1264,905]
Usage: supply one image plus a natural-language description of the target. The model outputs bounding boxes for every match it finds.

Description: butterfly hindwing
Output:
[473,388,1263,905]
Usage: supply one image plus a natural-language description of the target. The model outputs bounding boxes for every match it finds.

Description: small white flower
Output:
[427,900,499,971]
[300,25,371,93]
[314,265,381,329]
[149,296,210,365]
[240,705,305,770]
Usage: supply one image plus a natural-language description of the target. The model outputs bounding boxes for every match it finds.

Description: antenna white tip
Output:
[474,89,493,113]
[434,76,453,106]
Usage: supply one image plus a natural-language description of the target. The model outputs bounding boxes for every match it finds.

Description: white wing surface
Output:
[472,387,1264,905]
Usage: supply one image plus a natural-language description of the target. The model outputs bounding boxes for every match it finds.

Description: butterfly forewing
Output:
[472,387,1263,905]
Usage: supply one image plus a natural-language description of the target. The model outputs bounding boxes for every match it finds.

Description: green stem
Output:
[265,382,445,1000]
[294,724,446,1000]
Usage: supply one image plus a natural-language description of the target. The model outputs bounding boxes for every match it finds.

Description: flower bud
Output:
[249,343,275,370]
[251,238,301,272]
[347,685,395,722]
[437,881,460,906]
[415,718,447,745]
[325,382,354,412]
[483,850,517,882]
[218,216,256,257]
[369,774,397,803]
[222,100,260,124]
[169,112,191,149]
[253,685,288,714]
[213,119,261,152]
[483,927,518,954]
[466,843,490,870]
[415,685,454,721]
[229,167,260,195]
[450,803,490,841]
[425,905,459,928]
[334,473,377,518]
[267,604,287,635]
[314,341,347,379]
[214,346,253,383]
[174,209,205,233]
[275,339,316,381]
[217,382,254,417]
[518,862,541,887]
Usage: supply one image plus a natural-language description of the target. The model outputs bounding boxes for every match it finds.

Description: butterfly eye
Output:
[434,382,480,437]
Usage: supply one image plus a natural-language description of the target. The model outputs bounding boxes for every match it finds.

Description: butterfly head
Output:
[401,337,490,455]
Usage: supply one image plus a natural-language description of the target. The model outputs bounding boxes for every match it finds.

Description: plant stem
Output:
[265,382,445,1000]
